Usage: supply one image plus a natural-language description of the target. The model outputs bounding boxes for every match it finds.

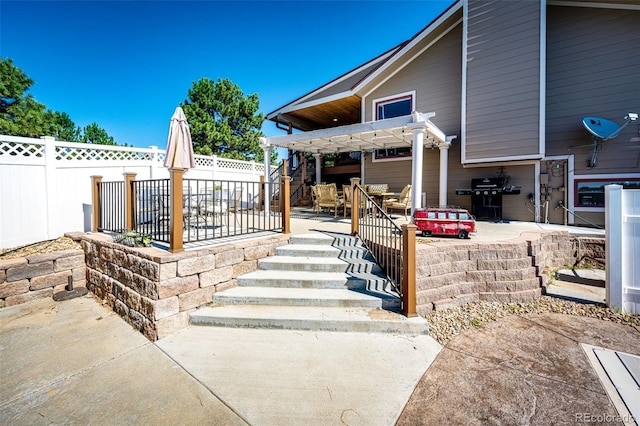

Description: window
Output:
[575,178,640,207]
[372,92,415,162]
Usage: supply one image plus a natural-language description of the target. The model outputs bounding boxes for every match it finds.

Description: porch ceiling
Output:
[275,95,362,131]
[266,112,446,154]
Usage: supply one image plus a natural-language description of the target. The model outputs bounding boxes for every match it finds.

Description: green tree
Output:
[0,58,52,137]
[181,77,274,162]
[0,57,118,144]
[81,122,116,145]
[48,111,81,142]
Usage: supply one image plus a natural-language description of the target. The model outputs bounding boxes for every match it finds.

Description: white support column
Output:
[260,138,271,216]
[438,137,454,208]
[605,184,623,311]
[409,125,425,218]
[360,151,366,185]
[313,153,322,184]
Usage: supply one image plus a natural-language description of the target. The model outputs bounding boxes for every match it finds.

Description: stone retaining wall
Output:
[415,231,583,313]
[0,249,86,308]
[80,233,289,341]
[1,229,605,340]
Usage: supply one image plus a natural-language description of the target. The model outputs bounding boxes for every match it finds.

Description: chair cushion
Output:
[367,184,389,195]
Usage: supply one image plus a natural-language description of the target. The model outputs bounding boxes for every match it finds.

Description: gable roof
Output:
[266,0,463,130]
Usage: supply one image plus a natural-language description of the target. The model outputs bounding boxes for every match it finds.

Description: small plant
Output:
[113,230,152,247]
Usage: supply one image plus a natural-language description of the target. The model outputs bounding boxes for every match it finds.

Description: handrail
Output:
[353,184,404,298]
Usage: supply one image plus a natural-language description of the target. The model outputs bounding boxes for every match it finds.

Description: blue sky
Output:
[1,0,452,150]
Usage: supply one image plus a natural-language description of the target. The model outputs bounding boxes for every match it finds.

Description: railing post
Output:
[281,175,291,234]
[259,175,265,211]
[350,177,360,235]
[91,175,103,232]
[282,159,288,177]
[401,224,417,317]
[123,172,137,230]
[169,169,185,252]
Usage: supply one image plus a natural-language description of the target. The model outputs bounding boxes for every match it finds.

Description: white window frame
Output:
[371,91,415,163]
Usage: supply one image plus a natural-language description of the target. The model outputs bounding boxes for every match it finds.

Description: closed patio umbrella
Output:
[164,106,195,252]
[164,106,195,170]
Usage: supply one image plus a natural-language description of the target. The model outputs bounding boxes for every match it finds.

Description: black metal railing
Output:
[97,181,126,232]
[354,185,403,296]
[97,177,283,246]
[131,179,171,243]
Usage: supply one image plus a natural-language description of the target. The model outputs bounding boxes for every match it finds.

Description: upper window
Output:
[376,96,412,120]
[372,92,415,162]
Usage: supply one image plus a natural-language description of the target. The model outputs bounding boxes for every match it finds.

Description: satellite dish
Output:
[579,113,638,167]
[582,117,623,141]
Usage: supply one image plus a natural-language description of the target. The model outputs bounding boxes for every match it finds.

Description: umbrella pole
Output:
[169,168,185,252]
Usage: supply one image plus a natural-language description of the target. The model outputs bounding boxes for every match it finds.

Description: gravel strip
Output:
[0,237,82,260]
[424,296,640,346]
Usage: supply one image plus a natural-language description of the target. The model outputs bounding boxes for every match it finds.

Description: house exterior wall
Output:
[363,25,465,205]
[463,0,542,162]
[363,24,463,135]
[545,5,640,173]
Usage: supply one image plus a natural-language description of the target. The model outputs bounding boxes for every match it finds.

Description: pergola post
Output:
[313,153,322,184]
[409,114,426,217]
[438,137,454,208]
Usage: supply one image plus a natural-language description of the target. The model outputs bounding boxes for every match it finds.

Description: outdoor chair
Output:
[313,183,344,218]
[228,187,243,226]
[383,184,412,219]
[199,191,229,228]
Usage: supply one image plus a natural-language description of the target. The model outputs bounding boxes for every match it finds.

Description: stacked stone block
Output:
[415,231,583,314]
[0,250,86,308]
[81,233,289,341]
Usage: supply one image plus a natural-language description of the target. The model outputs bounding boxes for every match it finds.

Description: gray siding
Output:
[365,24,463,137]
[465,0,542,161]
[365,142,538,222]
[546,5,640,174]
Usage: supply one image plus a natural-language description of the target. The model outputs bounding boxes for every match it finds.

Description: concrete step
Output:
[213,287,383,308]
[546,280,606,304]
[258,256,348,273]
[556,269,605,287]
[237,270,363,289]
[190,305,429,335]
[275,244,341,258]
[289,233,335,246]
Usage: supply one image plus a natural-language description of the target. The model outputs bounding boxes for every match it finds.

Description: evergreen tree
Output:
[181,77,274,162]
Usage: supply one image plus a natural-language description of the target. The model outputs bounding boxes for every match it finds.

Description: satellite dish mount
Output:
[581,113,638,168]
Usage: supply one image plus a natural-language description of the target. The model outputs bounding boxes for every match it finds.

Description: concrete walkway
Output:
[0,215,613,425]
[397,313,640,425]
[0,295,441,425]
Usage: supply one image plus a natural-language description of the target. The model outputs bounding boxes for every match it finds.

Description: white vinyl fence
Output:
[605,185,640,314]
[0,135,272,249]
